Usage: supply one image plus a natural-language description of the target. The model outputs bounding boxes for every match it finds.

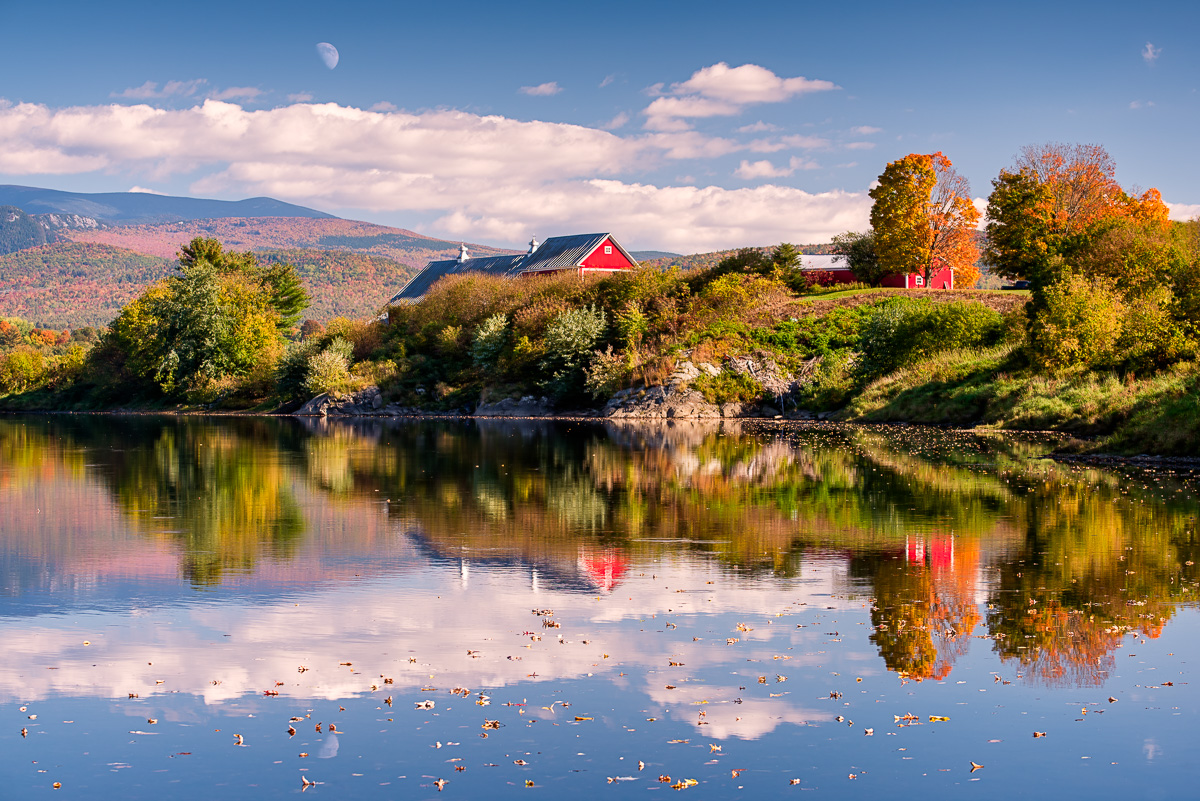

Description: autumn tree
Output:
[928,154,981,288]
[870,154,935,280]
[985,143,1173,290]
[869,152,979,287]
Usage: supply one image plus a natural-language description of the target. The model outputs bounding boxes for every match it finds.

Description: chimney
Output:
[457,243,469,263]
[528,236,539,255]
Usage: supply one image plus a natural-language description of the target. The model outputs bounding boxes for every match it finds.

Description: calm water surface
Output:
[0,416,1197,799]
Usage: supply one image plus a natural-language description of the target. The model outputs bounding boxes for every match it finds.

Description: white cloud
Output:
[1143,42,1161,63]
[1166,201,1200,221]
[601,111,630,130]
[599,75,615,88]
[288,92,315,102]
[208,86,263,101]
[644,62,837,130]
[843,141,876,150]
[519,81,562,96]
[850,125,881,135]
[1129,100,1156,109]
[734,156,818,179]
[369,101,398,112]
[0,98,871,251]
[112,79,207,99]
[736,121,779,133]
[128,185,164,194]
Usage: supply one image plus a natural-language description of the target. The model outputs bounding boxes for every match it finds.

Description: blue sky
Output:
[0,0,1195,251]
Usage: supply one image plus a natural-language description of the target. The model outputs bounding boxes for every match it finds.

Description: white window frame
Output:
[914,274,925,287]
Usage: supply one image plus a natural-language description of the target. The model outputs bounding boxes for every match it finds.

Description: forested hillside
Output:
[0,241,424,328]
[65,217,515,267]
[0,243,172,328]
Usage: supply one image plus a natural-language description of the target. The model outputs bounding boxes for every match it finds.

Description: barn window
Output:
[915,275,925,287]
[604,245,612,254]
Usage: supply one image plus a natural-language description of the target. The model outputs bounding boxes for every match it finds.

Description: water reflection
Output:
[1,415,1197,693]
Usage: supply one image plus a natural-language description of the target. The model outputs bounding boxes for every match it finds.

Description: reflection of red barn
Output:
[802,255,954,289]
[906,534,955,568]
[578,547,629,593]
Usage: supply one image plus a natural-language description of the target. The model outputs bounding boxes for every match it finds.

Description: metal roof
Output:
[522,233,624,272]
[390,254,525,303]
[388,233,639,303]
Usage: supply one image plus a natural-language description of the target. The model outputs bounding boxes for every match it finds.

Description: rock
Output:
[475,395,554,417]
[372,393,384,409]
[295,393,331,417]
[760,405,782,417]
[697,362,721,377]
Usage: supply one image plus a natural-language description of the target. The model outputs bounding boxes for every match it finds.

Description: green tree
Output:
[179,237,308,332]
[982,170,1063,290]
[830,230,886,285]
[771,242,801,271]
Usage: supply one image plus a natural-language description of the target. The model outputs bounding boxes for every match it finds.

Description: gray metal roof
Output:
[390,254,525,303]
[389,233,639,303]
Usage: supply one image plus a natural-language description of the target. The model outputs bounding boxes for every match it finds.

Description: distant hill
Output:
[0,243,172,328]
[0,206,54,255]
[642,243,834,271]
[630,250,680,261]
[0,185,334,226]
[64,217,516,269]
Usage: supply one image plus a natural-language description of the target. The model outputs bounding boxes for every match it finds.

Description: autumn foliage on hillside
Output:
[0,243,173,328]
[65,217,515,267]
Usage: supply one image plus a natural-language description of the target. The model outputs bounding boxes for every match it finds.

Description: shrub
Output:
[304,348,352,395]
[857,298,1004,379]
[276,339,319,401]
[690,371,763,404]
[540,305,607,400]
[613,302,648,349]
[1116,286,1196,372]
[0,347,47,394]
[1028,274,1125,372]
[584,345,629,399]
[471,313,508,367]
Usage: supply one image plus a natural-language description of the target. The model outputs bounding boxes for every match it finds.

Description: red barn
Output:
[800,255,954,289]
[390,233,639,303]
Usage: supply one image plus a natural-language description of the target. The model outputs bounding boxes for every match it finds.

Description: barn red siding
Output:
[580,237,636,270]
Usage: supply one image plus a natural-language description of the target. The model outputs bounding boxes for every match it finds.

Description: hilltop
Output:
[0,185,334,226]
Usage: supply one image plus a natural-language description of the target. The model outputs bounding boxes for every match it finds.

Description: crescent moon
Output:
[316,42,339,70]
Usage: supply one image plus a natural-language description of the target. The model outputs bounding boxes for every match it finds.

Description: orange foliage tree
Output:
[870,152,980,288]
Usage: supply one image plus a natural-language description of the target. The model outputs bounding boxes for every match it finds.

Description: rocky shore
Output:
[292,355,840,421]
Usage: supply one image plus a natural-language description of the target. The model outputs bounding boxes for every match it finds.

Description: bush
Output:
[858,298,1004,379]
[540,305,607,400]
[690,371,763,404]
[1028,274,1125,372]
[584,345,629,399]
[304,348,352,395]
[471,313,508,367]
[276,339,319,401]
[0,347,47,394]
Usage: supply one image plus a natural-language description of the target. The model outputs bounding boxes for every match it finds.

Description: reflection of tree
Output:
[857,535,981,680]
[2,417,306,586]
[985,480,1197,686]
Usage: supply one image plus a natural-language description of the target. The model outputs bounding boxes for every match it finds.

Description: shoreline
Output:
[7,406,1197,467]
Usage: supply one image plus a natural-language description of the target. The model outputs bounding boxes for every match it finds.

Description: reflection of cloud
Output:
[0,557,859,715]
